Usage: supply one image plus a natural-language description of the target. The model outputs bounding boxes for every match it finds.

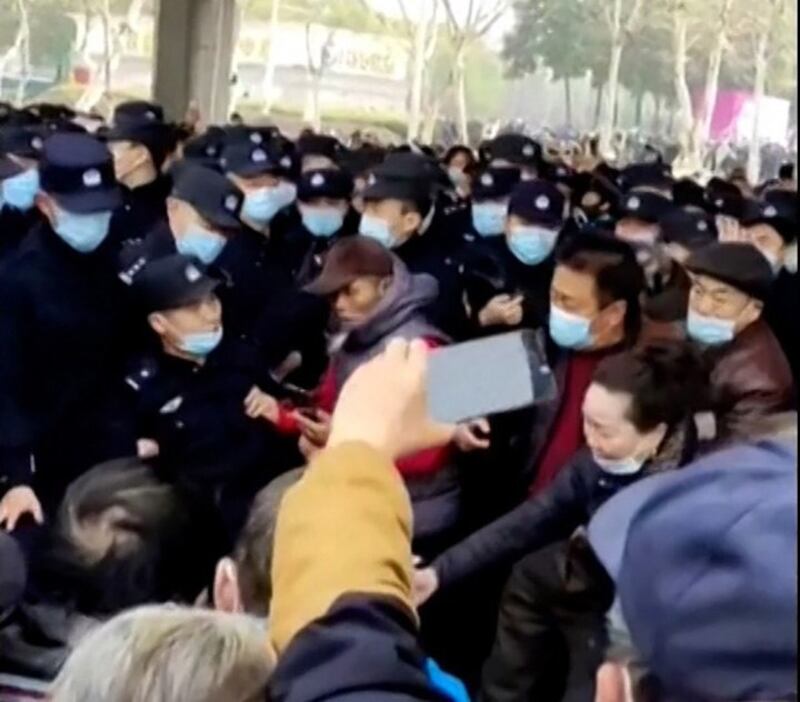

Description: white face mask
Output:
[594,454,646,476]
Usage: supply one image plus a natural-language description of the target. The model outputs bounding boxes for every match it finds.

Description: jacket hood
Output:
[344,257,442,350]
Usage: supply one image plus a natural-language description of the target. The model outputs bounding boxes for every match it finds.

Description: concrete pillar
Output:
[152,0,237,125]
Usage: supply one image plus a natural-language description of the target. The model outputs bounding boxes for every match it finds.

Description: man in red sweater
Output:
[530,230,645,494]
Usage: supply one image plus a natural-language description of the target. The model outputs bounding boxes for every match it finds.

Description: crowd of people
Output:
[0,98,796,702]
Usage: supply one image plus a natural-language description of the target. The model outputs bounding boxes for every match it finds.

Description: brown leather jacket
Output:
[709,319,795,441]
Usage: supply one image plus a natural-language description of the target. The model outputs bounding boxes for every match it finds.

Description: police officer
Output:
[288,167,357,285]
[0,133,136,528]
[483,133,542,181]
[126,254,300,539]
[181,127,226,170]
[296,132,345,172]
[105,100,174,249]
[0,123,46,262]
[358,150,468,338]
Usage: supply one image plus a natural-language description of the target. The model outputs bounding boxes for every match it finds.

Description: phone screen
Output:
[426,330,556,424]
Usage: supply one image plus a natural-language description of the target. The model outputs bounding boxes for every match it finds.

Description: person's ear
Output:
[148,312,167,335]
[213,557,243,613]
[378,275,393,296]
[741,298,764,328]
[400,209,422,235]
[642,422,668,460]
[35,191,57,226]
[596,299,627,337]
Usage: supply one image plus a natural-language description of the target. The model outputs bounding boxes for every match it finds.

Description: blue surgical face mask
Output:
[242,187,284,226]
[687,308,735,346]
[176,227,227,264]
[2,168,39,212]
[301,205,345,238]
[507,225,558,265]
[179,328,223,358]
[448,167,468,189]
[549,304,594,350]
[53,208,113,253]
[360,213,395,248]
[472,202,507,237]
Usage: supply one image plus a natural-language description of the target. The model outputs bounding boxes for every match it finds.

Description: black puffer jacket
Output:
[432,423,694,588]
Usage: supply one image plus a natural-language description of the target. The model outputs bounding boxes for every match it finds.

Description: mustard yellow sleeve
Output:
[269,442,416,653]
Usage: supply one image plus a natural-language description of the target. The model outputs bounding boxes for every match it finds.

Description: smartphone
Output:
[426,330,557,424]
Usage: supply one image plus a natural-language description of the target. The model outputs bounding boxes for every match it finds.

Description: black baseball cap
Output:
[659,209,717,250]
[39,133,121,214]
[220,140,281,178]
[132,254,220,313]
[362,152,440,202]
[105,100,172,167]
[297,133,345,163]
[171,163,244,230]
[182,128,226,170]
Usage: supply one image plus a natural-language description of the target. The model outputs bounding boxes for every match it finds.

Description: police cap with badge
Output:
[361,151,441,203]
[659,208,717,251]
[509,180,565,228]
[220,140,281,178]
[171,163,244,230]
[618,163,673,194]
[297,133,345,165]
[0,124,47,161]
[705,177,744,219]
[298,168,354,202]
[222,124,279,149]
[483,133,541,169]
[40,133,121,213]
[618,191,674,224]
[472,167,520,202]
[105,100,173,167]
[182,127,226,170]
[131,254,220,313]
[741,190,798,243]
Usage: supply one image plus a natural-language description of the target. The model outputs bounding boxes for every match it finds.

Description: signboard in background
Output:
[236,22,408,81]
[701,91,791,145]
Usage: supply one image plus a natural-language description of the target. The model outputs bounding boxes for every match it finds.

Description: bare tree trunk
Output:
[672,0,699,171]
[101,0,113,95]
[13,0,30,106]
[601,40,624,153]
[593,83,605,129]
[262,0,281,115]
[696,0,733,145]
[564,76,573,126]
[635,91,644,127]
[407,5,428,140]
[454,43,469,143]
[748,0,784,184]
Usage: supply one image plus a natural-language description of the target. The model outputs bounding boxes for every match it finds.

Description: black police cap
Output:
[362,152,441,202]
[741,190,798,243]
[220,140,282,177]
[171,163,244,230]
[619,163,673,193]
[686,242,774,301]
[298,168,354,202]
[509,180,565,227]
[182,128,226,170]
[659,209,717,250]
[132,254,220,313]
[222,124,279,148]
[40,133,121,214]
[619,191,674,224]
[112,100,165,127]
[673,178,708,212]
[485,133,541,167]
[0,124,46,160]
[472,167,521,201]
[297,133,344,162]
